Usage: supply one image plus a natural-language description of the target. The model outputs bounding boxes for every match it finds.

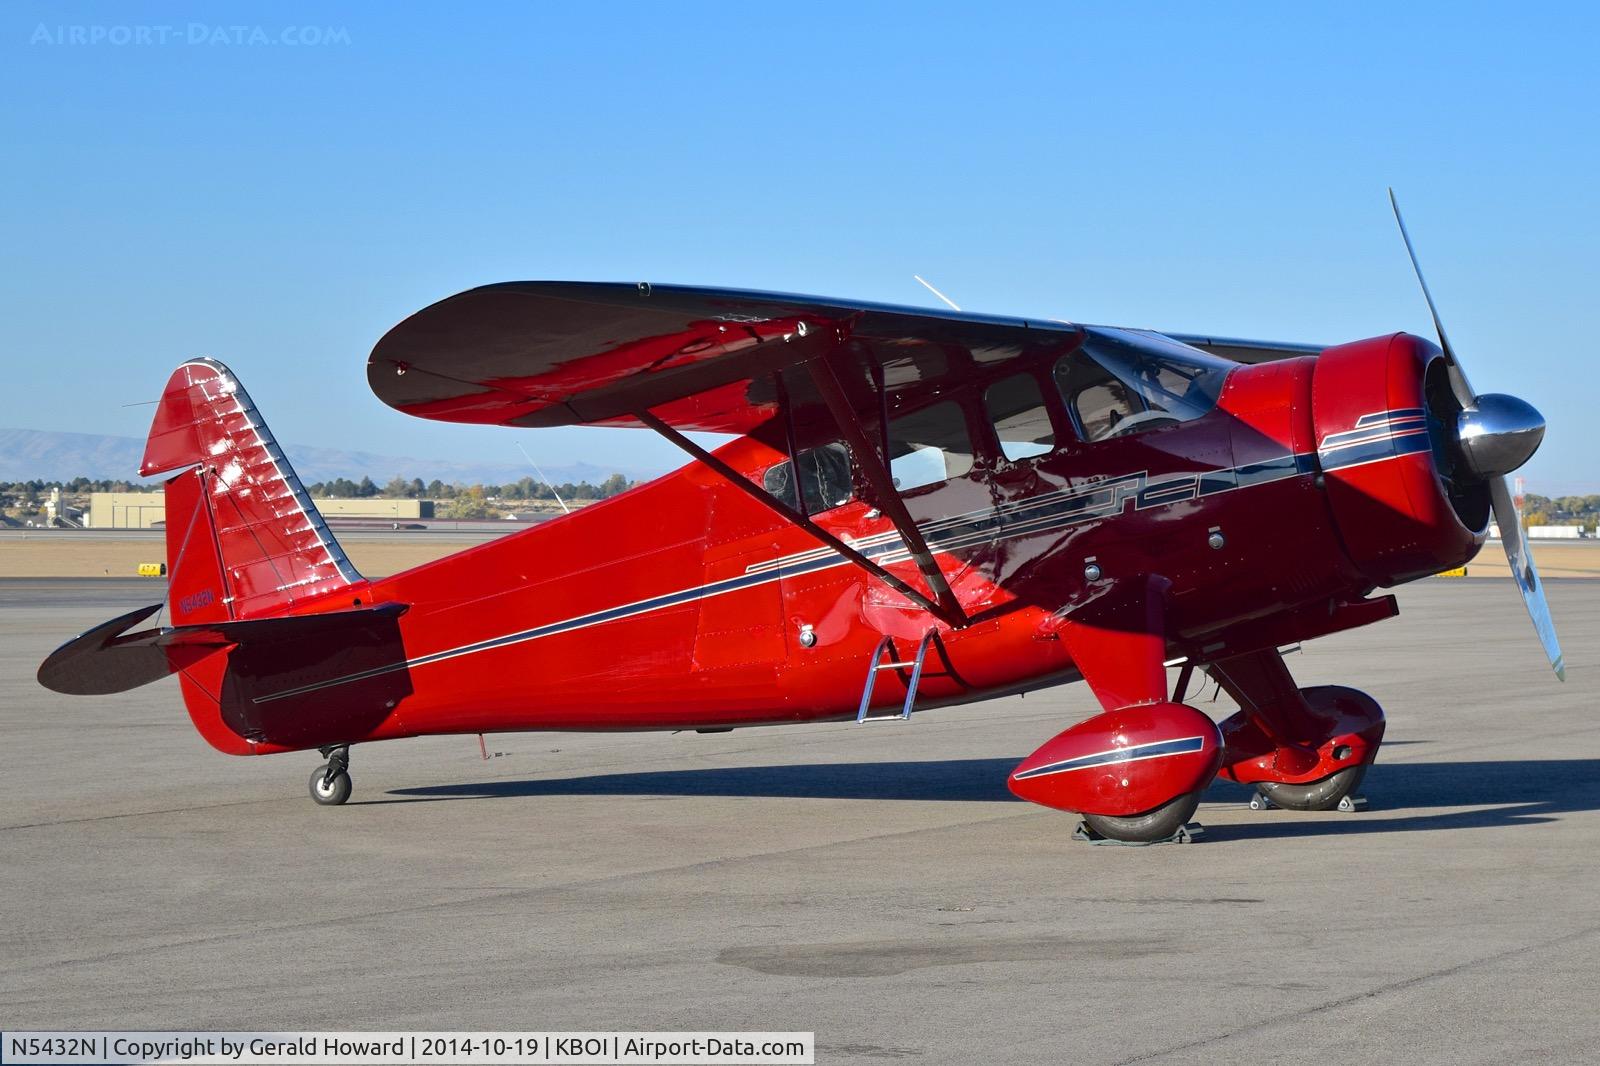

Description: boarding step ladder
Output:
[857,629,945,723]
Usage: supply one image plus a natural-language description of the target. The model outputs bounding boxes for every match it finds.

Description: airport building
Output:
[86,492,434,528]
[1487,521,1590,540]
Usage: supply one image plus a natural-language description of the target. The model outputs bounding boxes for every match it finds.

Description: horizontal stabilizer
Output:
[38,602,408,696]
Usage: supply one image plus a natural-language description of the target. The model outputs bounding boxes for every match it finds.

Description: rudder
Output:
[143,358,365,624]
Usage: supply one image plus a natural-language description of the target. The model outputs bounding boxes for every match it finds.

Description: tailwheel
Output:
[1081,789,1203,844]
[1257,764,1366,812]
[309,745,352,806]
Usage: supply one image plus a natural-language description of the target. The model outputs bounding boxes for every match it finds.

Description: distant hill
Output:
[0,428,665,486]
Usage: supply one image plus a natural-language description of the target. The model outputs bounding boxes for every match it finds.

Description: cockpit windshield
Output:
[1053,328,1234,441]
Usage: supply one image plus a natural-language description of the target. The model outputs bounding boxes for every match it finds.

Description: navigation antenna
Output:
[516,440,571,515]
[913,274,961,311]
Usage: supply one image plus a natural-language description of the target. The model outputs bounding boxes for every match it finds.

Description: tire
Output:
[1082,789,1202,843]
[1258,764,1366,812]
[309,764,352,806]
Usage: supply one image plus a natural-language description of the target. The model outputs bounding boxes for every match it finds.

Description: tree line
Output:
[3,477,148,495]
[1522,493,1600,532]
[7,479,1594,530]
[1,474,634,500]
[302,474,632,501]
[1,475,637,522]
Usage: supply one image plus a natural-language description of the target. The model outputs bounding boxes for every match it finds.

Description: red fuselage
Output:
[175,331,1483,757]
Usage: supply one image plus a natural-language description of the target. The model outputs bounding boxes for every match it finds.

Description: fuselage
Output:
[180,330,1484,756]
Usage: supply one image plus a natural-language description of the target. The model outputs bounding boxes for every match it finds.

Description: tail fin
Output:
[142,358,365,623]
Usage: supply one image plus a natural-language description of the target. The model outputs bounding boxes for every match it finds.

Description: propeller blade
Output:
[1386,192,1562,680]
[1388,188,1477,406]
[1489,476,1565,681]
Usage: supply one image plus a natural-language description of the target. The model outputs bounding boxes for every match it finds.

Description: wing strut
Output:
[805,352,966,625]
[635,408,967,628]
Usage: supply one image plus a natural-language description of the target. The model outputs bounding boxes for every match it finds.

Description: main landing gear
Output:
[1009,579,1224,844]
[309,745,352,806]
[1080,789,1205,844]
[1255,764,1368,812]
[1006,578,1385,844]
[1208,651,1384,815]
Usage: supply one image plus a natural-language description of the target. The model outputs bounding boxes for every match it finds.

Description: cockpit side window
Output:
[985,374,1055,461]
[1053,329,1233,442]
[763,441,853,513]
[888,401,974,492]
[1055,362,1143,441]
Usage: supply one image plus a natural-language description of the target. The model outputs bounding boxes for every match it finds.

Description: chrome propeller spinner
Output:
[1456,394,1546,480]
[1389,189,1564,680]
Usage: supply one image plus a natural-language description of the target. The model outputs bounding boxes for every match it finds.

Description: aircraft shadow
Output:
[386,755,1600,840]
[388,757,1022,804]
[1201,756,1600,842]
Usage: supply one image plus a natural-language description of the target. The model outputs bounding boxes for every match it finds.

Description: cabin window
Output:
[763,441,853,513]
[889,401,974,491]
[1053,328,1233,441]
[985,374,1055,461]
[1060,372,1142,442]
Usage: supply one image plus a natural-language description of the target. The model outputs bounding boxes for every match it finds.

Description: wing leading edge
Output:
[1164,334,1326,364]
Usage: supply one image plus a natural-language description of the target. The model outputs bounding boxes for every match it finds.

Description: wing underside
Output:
[369,281,1323,434]
[365,281,1324,626]
[368,282,1087,434]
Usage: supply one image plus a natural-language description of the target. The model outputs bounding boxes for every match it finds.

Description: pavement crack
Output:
[1113,924,1600,1064]
[0,797,284,832]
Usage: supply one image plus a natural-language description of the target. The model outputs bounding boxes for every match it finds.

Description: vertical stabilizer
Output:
[143,358,364,622]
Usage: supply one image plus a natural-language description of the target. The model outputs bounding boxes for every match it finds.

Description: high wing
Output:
[368,282,1084,434]
[1164,334,1326,364]
[367,281,1325,627]
[368,281,1325,434]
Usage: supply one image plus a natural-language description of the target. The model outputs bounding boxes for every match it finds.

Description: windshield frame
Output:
[1056,327,1236,442]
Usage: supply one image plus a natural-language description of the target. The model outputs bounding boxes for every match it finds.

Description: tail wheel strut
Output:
[309,745,352,806]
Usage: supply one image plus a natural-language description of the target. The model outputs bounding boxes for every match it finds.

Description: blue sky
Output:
[4,3,1597,490]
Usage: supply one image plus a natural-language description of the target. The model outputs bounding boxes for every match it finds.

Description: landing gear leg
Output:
[309,745,352,806]
[1009,575,1223,844]
[1210,649,1384,813]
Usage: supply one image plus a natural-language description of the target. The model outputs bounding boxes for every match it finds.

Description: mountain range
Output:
[8,426,1584,499]
[0,428,664,487]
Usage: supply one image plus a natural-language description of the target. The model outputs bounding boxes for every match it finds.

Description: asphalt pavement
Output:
[2,578,1596,1064]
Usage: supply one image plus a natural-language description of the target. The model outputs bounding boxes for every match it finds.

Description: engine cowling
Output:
[1312,333,1489,586]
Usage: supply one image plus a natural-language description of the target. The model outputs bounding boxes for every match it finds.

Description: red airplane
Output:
[39,197,1563,843]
